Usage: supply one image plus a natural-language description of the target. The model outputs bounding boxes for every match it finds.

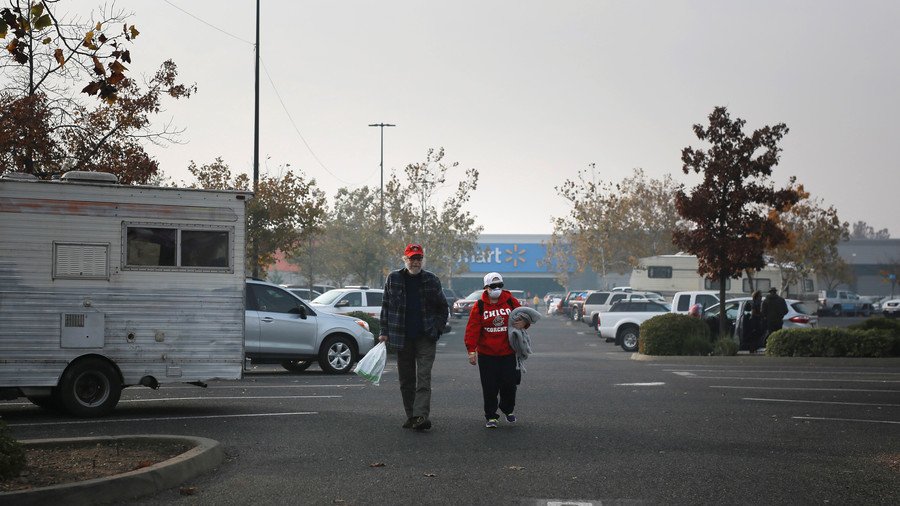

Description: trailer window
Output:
[127,227,176,266]
[743,278,771,293]
[182,230,229,267]
[648,266,672,278]
[704,278,731,290]
[124,224,232,272]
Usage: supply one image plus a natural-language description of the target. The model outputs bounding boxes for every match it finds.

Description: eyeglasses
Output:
[487,283,504,289]
[408,255,423,261]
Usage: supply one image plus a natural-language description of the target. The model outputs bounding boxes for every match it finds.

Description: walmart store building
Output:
[448,234,628,298]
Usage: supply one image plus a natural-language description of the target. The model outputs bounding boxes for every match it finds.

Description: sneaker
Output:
[411,416,432,431]
[485,419,499,429]
[504,413,517,423]
[402,417,415,429]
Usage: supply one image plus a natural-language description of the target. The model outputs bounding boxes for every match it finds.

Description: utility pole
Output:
[251,0,260,279]
[368,123,395,231]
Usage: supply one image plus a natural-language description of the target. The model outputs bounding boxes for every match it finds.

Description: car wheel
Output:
[618,325,640,353]
[57,358,122,417]
[318,335,357,374]
[572,307,581,321]
[831,305,842,317]
[590,314,598,328]
[281,360,313,373]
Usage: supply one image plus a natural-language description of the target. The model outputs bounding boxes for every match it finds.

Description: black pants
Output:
[477,353,520,420]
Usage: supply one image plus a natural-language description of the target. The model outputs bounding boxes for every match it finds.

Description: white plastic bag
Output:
[354,341,387,385]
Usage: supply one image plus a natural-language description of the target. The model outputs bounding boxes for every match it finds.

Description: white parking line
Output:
[616,382,665,386]
[666,368,900,376]
[163,384,365,389]
[679,375,900,383]
[792,416,900,425]
[710,385,900,393]
[6,411,318,427]
[742,397,900,407]
[122,395,341,403]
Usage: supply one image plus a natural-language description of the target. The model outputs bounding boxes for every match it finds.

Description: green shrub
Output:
[712,337,738,356]
[346,311,380,337]
[767,327,900,357]
[848,317,900,336]
[0,420,25,480]
[640,313,711,355]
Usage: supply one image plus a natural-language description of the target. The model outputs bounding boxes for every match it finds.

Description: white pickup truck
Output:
[596,300,670,352]
[817,290,874,317]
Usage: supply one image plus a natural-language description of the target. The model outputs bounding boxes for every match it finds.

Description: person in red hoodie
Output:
[464,272,528,428]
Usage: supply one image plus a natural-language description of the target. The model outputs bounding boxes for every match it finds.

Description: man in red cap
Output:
[379,243,449,431]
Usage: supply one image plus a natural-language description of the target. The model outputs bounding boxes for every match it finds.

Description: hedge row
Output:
[639,313,713,356]
[766,327,900,357]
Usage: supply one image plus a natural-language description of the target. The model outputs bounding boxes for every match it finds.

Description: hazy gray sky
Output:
[68,0,898,236]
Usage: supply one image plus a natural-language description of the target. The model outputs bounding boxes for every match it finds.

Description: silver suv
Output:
[245,280,376,374]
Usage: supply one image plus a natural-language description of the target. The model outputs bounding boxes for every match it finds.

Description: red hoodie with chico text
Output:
[464,290,521,356]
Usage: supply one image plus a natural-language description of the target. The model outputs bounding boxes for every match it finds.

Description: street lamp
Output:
[368,123,395,230]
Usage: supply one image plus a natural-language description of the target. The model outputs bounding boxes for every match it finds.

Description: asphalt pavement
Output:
[2,315,898,505]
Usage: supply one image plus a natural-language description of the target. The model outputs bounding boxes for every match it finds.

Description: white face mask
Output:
[488,288,502,298]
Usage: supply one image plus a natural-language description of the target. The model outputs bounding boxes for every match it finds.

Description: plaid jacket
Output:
[380,268,449,350]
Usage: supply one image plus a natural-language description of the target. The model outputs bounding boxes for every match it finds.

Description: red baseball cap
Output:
[404,243,424,257]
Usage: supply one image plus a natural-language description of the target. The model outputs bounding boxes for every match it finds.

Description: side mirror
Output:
[336,299,350,308]
[298,305,307,319]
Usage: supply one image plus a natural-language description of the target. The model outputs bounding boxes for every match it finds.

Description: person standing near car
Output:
[379,243,449,432]
[465,272,528,429]
[761,287,789,341]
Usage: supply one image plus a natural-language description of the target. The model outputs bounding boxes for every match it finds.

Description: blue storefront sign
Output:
[462,243,551,274]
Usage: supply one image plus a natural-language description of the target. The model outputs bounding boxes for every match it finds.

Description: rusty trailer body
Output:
[0,172,250,416]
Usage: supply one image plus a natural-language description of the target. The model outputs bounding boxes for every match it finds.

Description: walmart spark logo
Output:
[504,244,527,268]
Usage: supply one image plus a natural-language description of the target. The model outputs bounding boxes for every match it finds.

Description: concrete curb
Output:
[630,353,900,366]
[0,435,223,505]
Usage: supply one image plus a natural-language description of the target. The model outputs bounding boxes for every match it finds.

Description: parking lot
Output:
[2,315,898,505]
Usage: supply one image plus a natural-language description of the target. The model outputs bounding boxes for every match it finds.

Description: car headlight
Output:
[353,319,370,332]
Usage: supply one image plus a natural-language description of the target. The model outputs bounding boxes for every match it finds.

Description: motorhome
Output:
[0,171,250,416]
[630,253,816,299]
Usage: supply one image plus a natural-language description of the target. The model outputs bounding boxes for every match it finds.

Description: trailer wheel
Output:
[831,305,842,317]
[57,358,122,417]
[618,325,640,353]
[318,335,357,374]
[281,360,312,373]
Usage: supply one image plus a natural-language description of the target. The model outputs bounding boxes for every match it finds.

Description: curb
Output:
[0,435,223,505]
[630,353,900,366]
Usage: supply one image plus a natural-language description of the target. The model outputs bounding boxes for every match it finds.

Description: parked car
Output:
[443,288,461,308]
[596,300,671,352]
[882,299,900,318]
[702,297,817,344]
[309,287,384,317]
[580,291,655,324]
[509,290,528,306]
[557,290,587,317]
[453,290,484,318]
[245,279,376,374]
[817,289,873,317]
[282,286,322,301]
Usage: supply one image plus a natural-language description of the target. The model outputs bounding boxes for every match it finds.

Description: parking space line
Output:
[680,375,900,383]
[121,395,341,402]
[666,368,900,376]
[711,385,900,393]
[163,384,366,389]
[742,397,900,407]
[792,416,900,425]
[616,382,665,386]
[6,411,318,427]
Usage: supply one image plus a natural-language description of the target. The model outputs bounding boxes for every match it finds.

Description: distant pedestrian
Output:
[464,272,529,429]
[379,243,449,431]
[749,290,764,352]
[761,287,788,342]
[532,295,541,309]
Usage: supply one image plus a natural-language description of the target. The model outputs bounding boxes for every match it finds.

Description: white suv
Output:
[310,287,384,317]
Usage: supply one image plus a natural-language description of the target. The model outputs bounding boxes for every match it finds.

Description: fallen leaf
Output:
[179,486,197,496]
[133,460,154,470]
[507,466,525,471]
[369,462,385,467]
[424,473,436,478]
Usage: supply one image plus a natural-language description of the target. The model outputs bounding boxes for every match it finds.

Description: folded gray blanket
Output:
[508,306,541,372]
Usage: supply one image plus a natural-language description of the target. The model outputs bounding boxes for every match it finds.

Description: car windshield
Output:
[311,290,346,305]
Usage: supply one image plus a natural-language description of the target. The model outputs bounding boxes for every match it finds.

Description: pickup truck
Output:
[817,290,873,317]
[596,300,670,352]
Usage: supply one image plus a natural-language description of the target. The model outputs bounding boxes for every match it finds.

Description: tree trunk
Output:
[718,269,728,339]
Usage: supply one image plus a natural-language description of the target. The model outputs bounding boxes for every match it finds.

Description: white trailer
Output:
[0,171,250,416]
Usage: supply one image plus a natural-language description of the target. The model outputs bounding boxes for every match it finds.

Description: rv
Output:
[0,171,250,417]
[630,253,816,299]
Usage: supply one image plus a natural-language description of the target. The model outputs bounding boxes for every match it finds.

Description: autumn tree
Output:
[850,220,890,240]
[0,1,193,182]
[674,106,802,335]
[382,147,482,287]
[188,158,328,277]
[548,166,680,284]
[768,193,849,297]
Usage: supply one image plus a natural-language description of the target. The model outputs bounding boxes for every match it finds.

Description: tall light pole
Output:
[368,123,395,230]
[251,0,260,279]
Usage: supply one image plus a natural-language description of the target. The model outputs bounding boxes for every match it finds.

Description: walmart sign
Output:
[461,243,550,274]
